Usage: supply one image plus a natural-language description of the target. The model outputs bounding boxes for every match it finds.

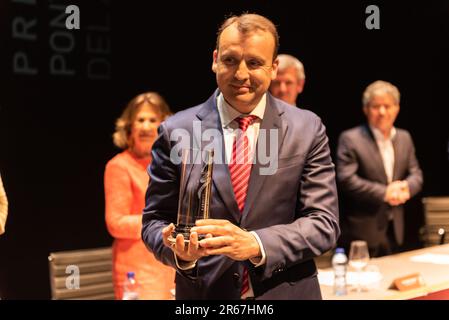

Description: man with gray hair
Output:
[269,54,305,106]
[336,80,423,257]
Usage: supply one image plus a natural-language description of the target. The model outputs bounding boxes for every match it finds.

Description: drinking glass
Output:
[349,240,370,292]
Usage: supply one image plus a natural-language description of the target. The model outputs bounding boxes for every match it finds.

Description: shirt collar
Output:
[217,92,266,128]
[370,125,396,141]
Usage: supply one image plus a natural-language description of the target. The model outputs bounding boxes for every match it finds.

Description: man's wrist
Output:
[249,231,266,267]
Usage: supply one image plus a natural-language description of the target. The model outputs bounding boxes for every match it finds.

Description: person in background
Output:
[269,53,305,106]
[337,80,423,257]
[104,92,175,299]
[0,173,8,235]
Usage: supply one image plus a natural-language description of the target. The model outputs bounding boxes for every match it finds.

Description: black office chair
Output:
[48,247,114,300]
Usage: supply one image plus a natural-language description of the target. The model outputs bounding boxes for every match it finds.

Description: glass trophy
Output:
[170,148,214,244]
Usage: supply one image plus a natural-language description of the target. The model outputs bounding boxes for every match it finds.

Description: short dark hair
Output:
[216,13,279,61]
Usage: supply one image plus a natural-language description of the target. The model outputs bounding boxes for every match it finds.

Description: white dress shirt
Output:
[216,93,265,164]
[217,93,268,298]
[174,93,268,298]
[370,126,396,184]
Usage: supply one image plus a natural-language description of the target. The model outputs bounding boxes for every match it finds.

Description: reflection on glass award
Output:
[170,148,214,244]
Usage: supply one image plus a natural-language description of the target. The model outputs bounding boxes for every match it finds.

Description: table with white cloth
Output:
[320,243,449,300]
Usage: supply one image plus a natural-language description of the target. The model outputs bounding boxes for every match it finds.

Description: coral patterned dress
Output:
[104,150,175,299]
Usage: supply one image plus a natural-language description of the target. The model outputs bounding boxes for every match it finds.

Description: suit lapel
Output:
[242,95,286,222]
[362,125,388,184]
[196,91,241,222]
[392,131,402,181]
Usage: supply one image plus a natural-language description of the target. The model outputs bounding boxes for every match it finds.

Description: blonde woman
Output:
[104,92,175,299]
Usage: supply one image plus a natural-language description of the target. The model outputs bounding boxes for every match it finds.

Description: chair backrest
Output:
[422,197,449,247]
[48,247,114,300]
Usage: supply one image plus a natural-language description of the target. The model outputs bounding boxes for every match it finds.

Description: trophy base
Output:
[169,225,206,245]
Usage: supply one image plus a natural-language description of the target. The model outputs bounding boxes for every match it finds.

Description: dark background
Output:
[0,0,448,299]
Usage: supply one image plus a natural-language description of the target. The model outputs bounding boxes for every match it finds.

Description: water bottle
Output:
[332,247,348,296]
[122,271,139,300]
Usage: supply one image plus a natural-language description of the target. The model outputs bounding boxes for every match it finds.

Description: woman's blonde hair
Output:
[113,92,172,149]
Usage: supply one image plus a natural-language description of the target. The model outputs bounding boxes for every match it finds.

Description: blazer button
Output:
[273,264,285,275]
[232,272,241,288]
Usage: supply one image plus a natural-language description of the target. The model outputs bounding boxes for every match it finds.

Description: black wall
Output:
[0,0,448,299]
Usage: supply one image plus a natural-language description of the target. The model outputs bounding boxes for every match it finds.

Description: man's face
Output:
[363,93,400,134]
[269,67,304,105]
[212,24,278,113]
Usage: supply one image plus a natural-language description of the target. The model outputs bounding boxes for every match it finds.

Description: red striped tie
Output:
[228,115,258,296]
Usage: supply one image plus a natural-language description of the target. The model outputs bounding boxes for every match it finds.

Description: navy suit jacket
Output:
[336,124,423,249]
[142,90,339,299]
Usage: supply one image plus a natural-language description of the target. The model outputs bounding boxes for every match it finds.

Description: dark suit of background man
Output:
[142,14,339,300]
[337,80,423,258]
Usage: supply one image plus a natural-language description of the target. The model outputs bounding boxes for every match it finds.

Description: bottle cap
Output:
[127,271,135,279]
[335,247,345,254]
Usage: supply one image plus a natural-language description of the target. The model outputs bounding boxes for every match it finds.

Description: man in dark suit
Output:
[337,80,423,257]
[142,13,339,299]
